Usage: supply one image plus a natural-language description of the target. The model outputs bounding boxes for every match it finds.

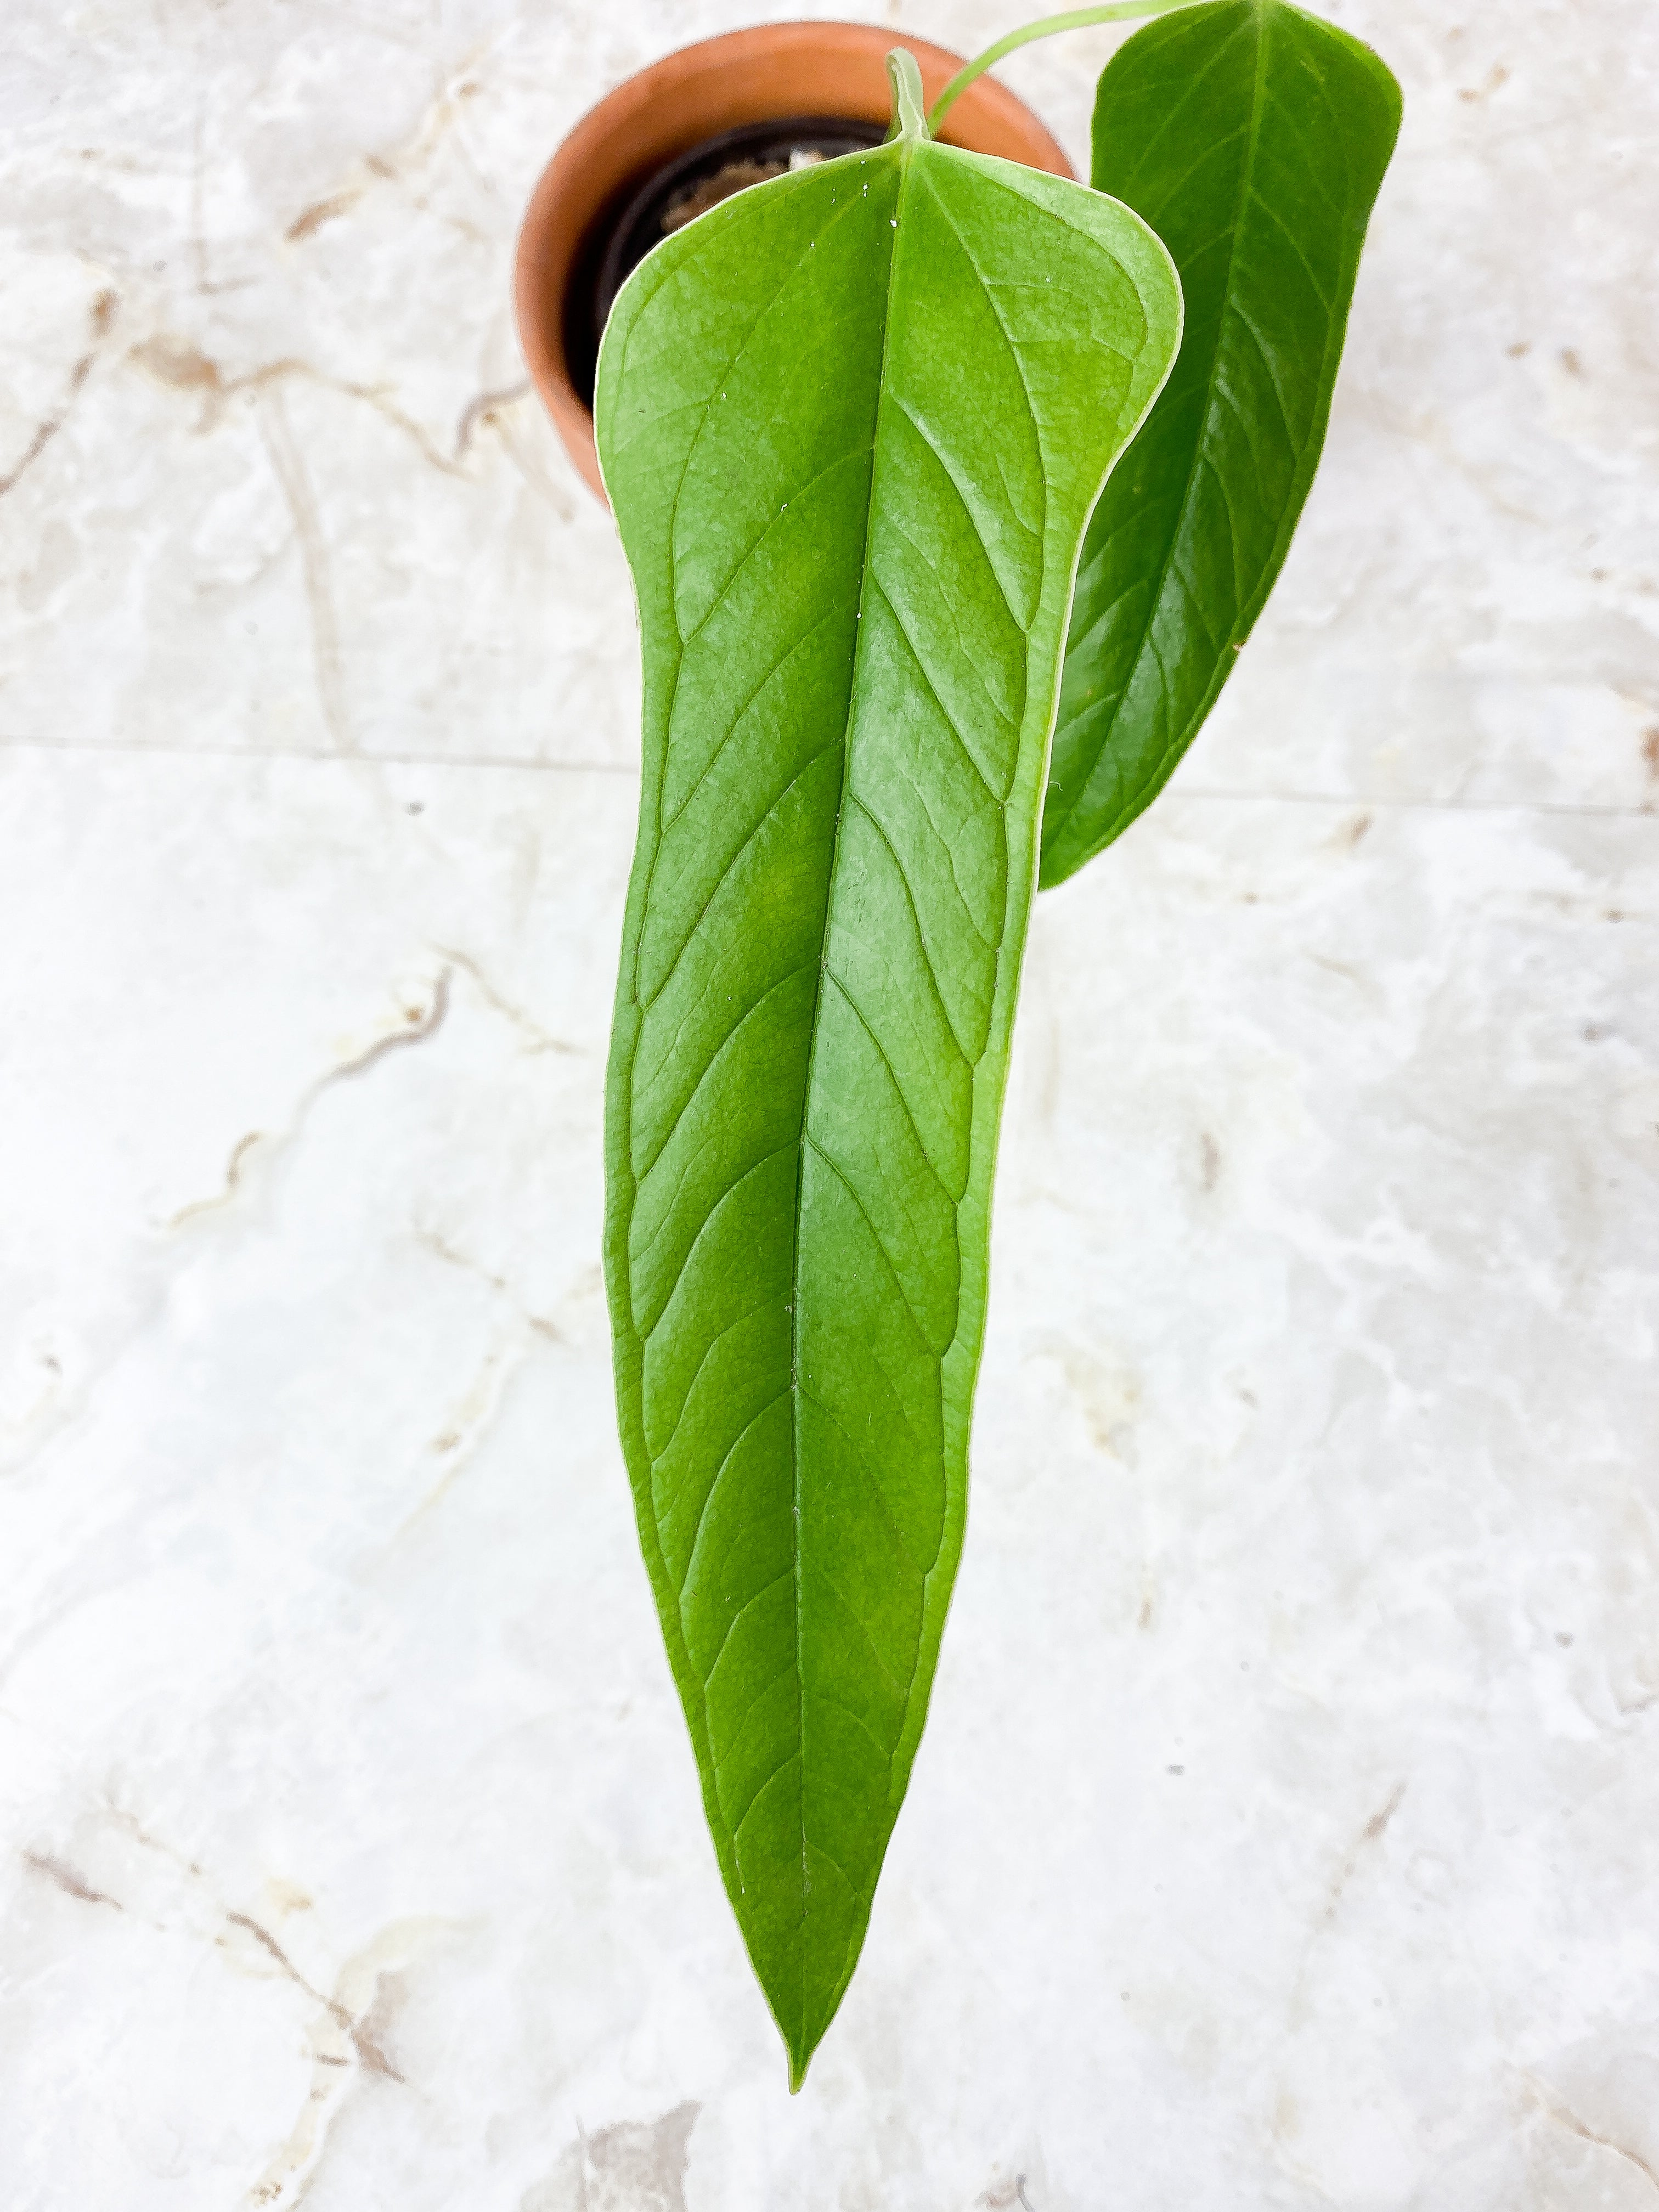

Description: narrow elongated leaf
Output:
[1040,0,1401,885]
[596,55,1180,2086]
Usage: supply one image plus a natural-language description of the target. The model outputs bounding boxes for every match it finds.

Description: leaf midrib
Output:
[783,132,916,2007]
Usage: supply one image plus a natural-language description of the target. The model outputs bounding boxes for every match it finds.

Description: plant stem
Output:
[927,0,1197,136]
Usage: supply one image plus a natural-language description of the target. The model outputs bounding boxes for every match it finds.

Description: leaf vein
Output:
[803,1129,940,1357]
[867,574,1004,806]
[674,1386,793,1599]
[661,596,856,838]
[844,788,973,1067]
[637,744,839,1018]
[702,1570,794,1689]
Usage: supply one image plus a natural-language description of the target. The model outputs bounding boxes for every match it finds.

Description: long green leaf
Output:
[1040,0,1401,885]
[596,53,1180,2086]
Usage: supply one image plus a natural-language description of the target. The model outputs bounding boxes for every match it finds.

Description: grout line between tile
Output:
[1,742,1653,820]
[0,738,638,775]
[1171,786,1656,821]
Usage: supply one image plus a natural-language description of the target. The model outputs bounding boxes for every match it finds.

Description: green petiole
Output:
[927,0,1199,136]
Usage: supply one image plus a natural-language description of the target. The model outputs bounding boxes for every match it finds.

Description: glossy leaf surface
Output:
[596,61,1180,2085]
[1041,0,1401,884]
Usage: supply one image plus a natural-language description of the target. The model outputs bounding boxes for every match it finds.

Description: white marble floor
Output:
[3,2,1656,2207]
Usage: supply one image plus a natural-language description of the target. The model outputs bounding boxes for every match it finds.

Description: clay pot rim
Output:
[514,21,1074,504]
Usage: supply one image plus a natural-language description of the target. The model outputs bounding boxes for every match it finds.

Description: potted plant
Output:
[518,0,1400,2089]
[515,21,1075,501]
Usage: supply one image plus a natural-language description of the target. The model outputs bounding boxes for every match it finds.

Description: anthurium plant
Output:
[591,0,1400,2086]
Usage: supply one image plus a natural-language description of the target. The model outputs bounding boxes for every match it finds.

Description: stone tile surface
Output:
[2,1,1656,2206]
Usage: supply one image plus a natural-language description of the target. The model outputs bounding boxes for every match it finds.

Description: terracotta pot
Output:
[514,21,1074,503]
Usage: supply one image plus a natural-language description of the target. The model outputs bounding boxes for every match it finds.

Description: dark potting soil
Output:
[562,116,888,410]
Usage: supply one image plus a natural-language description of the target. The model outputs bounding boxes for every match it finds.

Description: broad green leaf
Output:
[1040,0,1401,885]
[596,52,1180,2087]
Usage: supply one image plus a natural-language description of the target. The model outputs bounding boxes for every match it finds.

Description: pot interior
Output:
[563,115,889,410]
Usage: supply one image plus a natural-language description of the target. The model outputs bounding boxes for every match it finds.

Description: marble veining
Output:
[1,0,1656,2205]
